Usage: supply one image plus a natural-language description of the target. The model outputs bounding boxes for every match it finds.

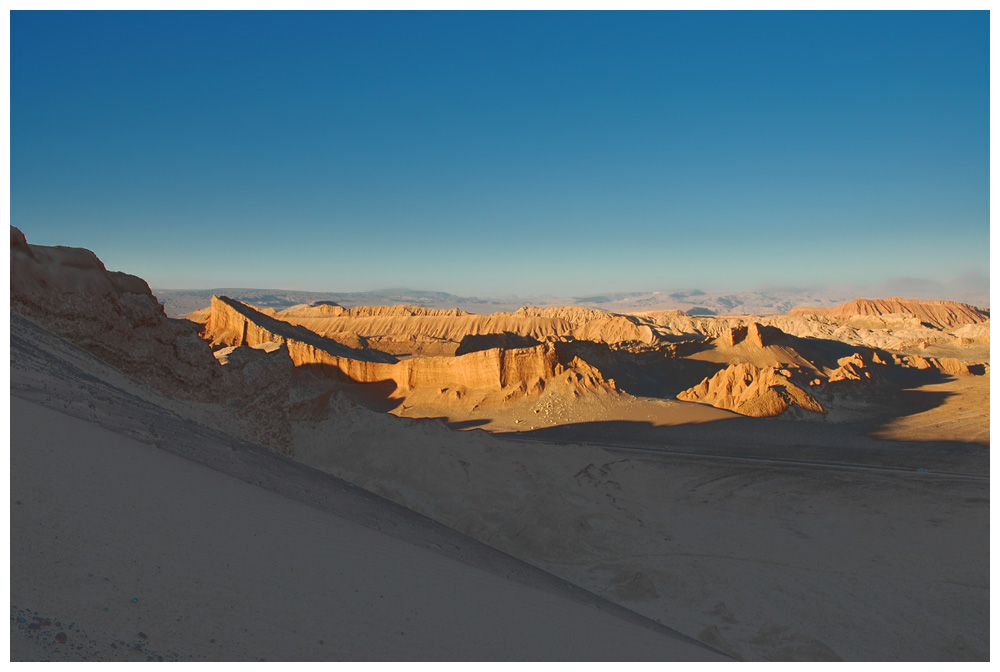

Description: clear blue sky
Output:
[11,11,989,296]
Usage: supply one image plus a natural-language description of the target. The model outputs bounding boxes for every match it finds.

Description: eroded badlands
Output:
[10,226,990,661]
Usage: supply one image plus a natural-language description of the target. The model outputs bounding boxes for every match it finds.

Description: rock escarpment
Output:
[10,226,223,400]
[205,295,397,364]
[694,321,821,373]
[788,297,989,330]
[218,302,664,354]
[201,295,617,406]
[10,227,299,452]
[281,303,471,318]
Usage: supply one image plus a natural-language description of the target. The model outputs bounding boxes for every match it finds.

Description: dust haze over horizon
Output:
[11,11,988,298]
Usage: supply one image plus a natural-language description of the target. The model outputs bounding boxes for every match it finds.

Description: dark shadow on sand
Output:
[490,410,987,476]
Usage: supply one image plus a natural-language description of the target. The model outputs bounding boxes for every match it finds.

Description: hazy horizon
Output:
[146,271,990,304]
[12,11,988,295]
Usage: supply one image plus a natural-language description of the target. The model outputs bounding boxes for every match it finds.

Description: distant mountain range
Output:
[154,275,989,319]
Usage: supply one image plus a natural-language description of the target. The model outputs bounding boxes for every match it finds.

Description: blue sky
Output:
[11,11,989,296]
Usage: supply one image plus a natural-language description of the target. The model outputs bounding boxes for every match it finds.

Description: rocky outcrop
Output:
[718,322,770,348]
[198,302,664,351]
[10,226,223,400]
[827,353,876,383]
[259,309,577,348]
[691,321,822,376]
[570,316,657,345]
[202,295,616,404]
[953,321,990,344]
[677,363,826,417]
[213,343,295,454]
[788,297,989,330]
[10,227,314,453]
[901,355,983,377]
[206,295,398,362]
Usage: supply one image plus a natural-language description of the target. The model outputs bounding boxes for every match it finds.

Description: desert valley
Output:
[9,226,989,661]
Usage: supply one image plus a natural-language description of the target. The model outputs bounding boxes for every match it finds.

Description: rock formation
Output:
[826,353,880,383]
[281,303,471,318]
[204,295,397,363]
[213,342,296,453]
[10,226,223,400]
[13,224,987,433]
[691,321,822,374]
[900,355,982,377]
[788,297,989,330]
[10,227,303,453]
[677,363,826,417]
[199,302,666,355]
[200,295,617,407]
[717,322,770,348]
[953,321,990,344]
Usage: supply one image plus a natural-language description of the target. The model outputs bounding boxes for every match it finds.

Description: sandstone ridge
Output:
[788,297,988,330]
[203,295,617,406]
[206,303,664,356]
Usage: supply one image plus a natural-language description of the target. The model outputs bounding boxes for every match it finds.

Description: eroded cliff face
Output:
[18,223,985,429]
[221,301,663,353]
[787,297,989,330]
[10,227,299,452]
[201,295,617,406]
[10,226,223,401]
[690,322,822,374]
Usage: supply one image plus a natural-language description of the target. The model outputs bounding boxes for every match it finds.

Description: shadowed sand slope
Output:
[9,315,725,662]
[11,400,725,661]
[13,311,989,661]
